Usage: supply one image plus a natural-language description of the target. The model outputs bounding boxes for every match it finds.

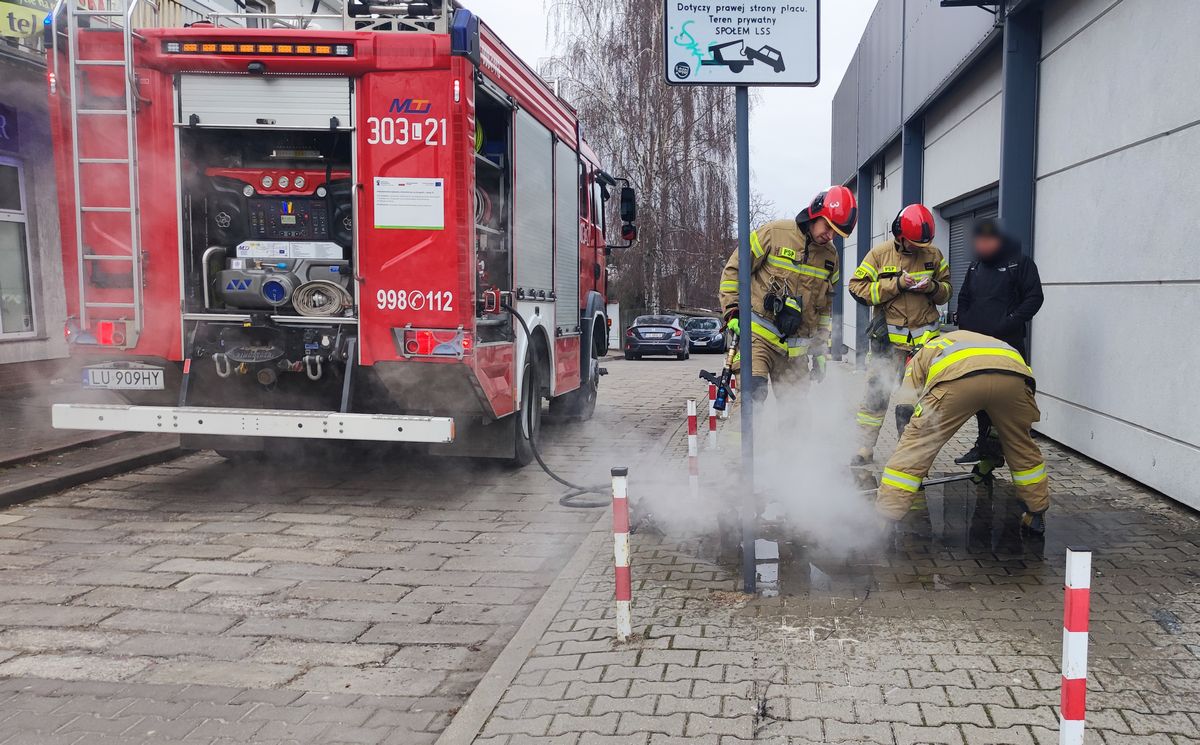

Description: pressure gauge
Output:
[242,184,254,197]
[316,186,327,198]
[293,176,306,190]
[278,176,289,189]
[261,175,273,189]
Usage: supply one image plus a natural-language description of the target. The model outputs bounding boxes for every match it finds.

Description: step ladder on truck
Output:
[45,0,638,461]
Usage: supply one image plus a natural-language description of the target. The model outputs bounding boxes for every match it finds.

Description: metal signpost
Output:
[664,0,820,593]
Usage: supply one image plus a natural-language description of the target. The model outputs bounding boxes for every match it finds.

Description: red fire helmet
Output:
[804,185,858,238]
[891,204,936,247]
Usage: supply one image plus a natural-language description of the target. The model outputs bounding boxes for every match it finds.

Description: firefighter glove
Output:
[811,354,827,383]
[970,459,996,484]
[894,404,915,437]
[725,317,740,336]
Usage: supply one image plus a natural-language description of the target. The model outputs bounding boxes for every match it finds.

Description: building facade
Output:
[0,0,266,369]
[831,0,1199,508]
[0,30,68,365]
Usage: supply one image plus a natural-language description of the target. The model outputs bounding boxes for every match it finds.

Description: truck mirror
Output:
[620,223,637,242]
[619,186,636,223]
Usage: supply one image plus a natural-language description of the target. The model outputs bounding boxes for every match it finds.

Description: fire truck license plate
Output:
[82,366,165,390]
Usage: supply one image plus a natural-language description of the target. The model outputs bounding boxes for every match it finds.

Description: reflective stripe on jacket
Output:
[751,312,811,358]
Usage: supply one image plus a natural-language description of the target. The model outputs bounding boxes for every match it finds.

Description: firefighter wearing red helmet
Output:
[718,185,857,404]
[848,203,951,465]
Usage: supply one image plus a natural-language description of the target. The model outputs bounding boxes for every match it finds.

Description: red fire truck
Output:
[44,0,635,462]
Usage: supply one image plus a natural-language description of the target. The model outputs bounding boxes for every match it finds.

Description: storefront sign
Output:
[1,0,47,38]
[0,103,17,152]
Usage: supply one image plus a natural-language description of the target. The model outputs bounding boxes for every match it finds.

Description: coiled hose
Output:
[501,301,610,508]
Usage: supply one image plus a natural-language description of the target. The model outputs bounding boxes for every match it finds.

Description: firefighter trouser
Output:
[734,335,809,401]
[855,347,909,455]
[876,373,1049,520]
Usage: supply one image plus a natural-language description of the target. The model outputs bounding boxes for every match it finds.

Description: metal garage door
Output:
[942,189,998,317]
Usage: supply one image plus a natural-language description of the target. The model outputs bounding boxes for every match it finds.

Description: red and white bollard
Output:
[611,467,632,641]
[706,385,718,450]
[1060,547,1092,745]
[686,400,700,500]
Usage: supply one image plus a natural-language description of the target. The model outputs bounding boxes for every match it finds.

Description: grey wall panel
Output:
[1041,0,1116,53]
[922,51,1002,146]
[1032,284,1198,506]
[831,55,859,185]
[923,100,1000,209]
[553,141,579,328]
[1035,126,1199,284]
[869,142,902,244]
[855,0,904,166]
[514,110,554,293]
[1037,0,1200,177]
[901,0,997,121]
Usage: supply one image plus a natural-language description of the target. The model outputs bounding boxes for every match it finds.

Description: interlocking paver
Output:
[467,363,1200,744]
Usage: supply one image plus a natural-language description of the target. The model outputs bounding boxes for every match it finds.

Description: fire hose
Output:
[501,301,610,508]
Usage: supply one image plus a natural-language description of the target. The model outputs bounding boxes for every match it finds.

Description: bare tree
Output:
[546,0,742,314]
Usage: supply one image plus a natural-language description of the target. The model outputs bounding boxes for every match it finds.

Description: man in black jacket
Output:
[953,218,1045,463]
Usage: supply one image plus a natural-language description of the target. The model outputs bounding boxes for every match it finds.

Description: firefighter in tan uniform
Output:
[848,204,951,463]
[877,329,1050,534]
[718,186,858,403]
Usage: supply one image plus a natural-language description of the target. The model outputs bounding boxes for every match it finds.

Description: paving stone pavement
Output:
[0,355,705,745]
[470,363,1200,744]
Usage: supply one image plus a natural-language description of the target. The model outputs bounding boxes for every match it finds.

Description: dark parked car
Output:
[684,317,726,353]
[624,315,688,360]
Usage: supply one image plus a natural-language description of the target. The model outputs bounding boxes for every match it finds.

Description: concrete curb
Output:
[0,432,129,470]
[0,444,184,509]
[434,414,685,745]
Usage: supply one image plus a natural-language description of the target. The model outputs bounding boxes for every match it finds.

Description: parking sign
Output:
[664,0,819,86]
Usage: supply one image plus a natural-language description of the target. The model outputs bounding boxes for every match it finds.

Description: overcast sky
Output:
[462,0,877,216]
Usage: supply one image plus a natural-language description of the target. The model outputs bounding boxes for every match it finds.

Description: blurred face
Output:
[808,217,836,245]
[973,234,1003,260]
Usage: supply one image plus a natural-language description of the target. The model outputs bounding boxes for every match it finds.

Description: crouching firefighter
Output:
[848,204,951,464]
[877,330,1050,534]
[718,186,858,404]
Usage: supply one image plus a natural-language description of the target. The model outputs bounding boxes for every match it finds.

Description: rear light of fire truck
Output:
[163,41,353,56]
[400,328,472,359]
[65,319,127,346]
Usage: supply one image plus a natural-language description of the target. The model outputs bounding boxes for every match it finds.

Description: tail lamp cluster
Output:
[65,319,129,347]
[399,328,472,359]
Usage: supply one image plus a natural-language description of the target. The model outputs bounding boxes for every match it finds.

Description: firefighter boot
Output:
[1020,509,1046,536]
[954,446,982,465]
[850,448,874,467]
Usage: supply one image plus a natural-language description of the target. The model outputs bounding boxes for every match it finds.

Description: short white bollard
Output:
[611,467,632,641]
[686,400,700,500]
[1060,547,1091,745]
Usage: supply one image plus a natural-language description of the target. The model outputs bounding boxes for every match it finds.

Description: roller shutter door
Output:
[513,110,554,295]
[178,75,351,130]
[553,142,580,332]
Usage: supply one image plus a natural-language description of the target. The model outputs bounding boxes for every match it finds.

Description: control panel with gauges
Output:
[199,168,355,316]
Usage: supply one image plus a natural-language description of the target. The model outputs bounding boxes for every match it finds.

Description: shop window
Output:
[0,159,34,338]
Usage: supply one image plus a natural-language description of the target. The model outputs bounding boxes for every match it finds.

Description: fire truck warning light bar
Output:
[163,41,354,56]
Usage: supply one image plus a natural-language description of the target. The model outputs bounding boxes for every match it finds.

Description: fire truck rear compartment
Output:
[179,127,354,318]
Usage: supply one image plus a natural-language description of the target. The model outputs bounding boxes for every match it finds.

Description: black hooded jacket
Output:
[955,237,1044,354]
